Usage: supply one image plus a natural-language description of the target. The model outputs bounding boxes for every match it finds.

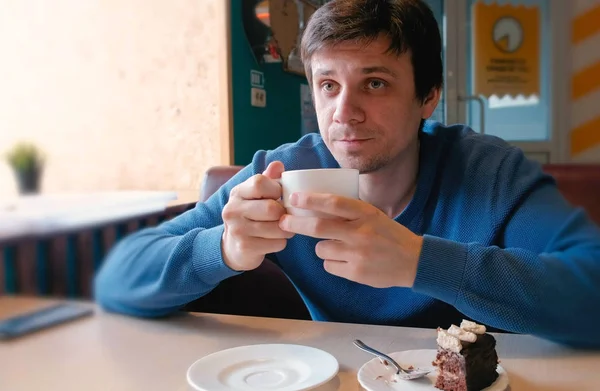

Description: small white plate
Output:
[187,344,339,391]
[357,349,509,391]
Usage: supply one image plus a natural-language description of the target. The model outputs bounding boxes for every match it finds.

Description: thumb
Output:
[262,161,285,179]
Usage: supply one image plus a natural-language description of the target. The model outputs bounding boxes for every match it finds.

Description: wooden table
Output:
[1,297,599,391]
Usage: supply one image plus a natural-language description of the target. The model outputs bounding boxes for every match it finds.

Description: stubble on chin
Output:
[334,153,389,174]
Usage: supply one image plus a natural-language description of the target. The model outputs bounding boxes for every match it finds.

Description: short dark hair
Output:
[300,0,443,103]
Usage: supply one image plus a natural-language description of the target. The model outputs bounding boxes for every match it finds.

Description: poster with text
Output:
[472,2,540,98]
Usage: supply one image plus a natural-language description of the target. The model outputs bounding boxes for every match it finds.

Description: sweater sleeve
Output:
[413,153,600,348]
[93,162,259,318]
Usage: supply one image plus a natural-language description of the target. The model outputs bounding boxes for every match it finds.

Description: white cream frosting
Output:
[437,319,486,352]
[436,329,463,353]
[447,324,477,342]
[460,319,487,335]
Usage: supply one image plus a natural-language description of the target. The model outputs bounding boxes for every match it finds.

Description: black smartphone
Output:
[0,302,94,340]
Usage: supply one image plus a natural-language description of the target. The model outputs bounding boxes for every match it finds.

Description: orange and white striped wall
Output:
[570,0,600,161]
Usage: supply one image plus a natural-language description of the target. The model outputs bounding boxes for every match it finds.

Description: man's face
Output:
[310,36,439,173]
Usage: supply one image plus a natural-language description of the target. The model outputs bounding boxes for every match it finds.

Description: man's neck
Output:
[358,139,420,218]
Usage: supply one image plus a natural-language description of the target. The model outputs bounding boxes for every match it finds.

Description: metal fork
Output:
[353,339,412,375]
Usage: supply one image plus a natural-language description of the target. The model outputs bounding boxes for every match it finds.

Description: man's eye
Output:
[368,80,386,89]
[322,82,335,91]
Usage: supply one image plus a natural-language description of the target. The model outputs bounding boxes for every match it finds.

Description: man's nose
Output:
[332,90,365,124]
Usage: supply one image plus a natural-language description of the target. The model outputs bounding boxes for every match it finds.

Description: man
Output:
[94,0,600,348]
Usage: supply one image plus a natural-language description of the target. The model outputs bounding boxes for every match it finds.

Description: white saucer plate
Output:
[357,349,509,391]
[187,343,339,391]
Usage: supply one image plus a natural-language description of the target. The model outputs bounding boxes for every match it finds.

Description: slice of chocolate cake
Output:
[433,320,499,391]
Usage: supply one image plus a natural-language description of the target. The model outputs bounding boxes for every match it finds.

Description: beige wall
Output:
[0,0,230,198]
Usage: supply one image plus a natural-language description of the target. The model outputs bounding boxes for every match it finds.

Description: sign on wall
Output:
[472,2,540,97]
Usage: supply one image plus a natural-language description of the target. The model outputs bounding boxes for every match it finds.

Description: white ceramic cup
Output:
[277,168,359,218]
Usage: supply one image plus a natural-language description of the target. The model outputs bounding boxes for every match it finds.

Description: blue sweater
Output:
[94,122,600,348]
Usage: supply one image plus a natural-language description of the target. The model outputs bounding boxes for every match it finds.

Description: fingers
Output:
[230,161,285,201]
[222,197,292,256]
[262,161,285,180]
[315,239,352,261]
[317,240,366,283]
[229,220,294,239]
[221,161,289,271]
[240,199,286,222]
[289,192,369,220]
[232,174,282,200]
[223,199,291,240]
[230,236,288,256]
[222,233,288,271]
[279,215,347,240]
[232,161,285,200]
[322,259,350,280]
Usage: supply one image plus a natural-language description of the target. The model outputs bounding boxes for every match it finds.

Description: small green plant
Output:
[5,142,44,173]
[5,142,45,194]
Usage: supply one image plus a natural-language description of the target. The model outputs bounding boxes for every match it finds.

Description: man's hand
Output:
[221,161,293,271]
[278,192,423,288]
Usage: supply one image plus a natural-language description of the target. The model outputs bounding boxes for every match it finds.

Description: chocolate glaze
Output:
[433,333,499,391]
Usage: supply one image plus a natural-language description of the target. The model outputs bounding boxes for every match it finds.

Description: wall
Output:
[230,0,310,166]
[0,0,230,199]
[569,0,600,161]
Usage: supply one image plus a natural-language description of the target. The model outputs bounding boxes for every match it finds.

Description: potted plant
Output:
[5,142,45,195]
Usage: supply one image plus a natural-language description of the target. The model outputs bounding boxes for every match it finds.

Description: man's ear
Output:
[421,88,441,119]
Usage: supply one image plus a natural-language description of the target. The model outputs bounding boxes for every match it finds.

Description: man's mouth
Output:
[335,138,373,149]
[340,138,370,142]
